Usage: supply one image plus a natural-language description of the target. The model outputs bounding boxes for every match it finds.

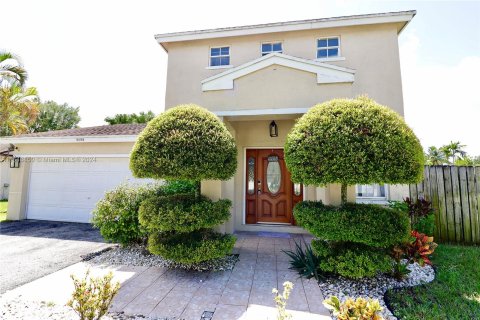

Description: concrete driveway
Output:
[0,220,111,294]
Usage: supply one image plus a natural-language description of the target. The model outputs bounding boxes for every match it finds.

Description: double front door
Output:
[245,149,303,224]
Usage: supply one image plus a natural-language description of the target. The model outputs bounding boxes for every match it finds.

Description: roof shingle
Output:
[11,124,147,138]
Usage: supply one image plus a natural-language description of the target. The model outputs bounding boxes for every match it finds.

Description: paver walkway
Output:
[2,232,330,320]
[111,232,330,319]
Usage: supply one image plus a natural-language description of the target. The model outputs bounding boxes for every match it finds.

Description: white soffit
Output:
[201,53,355,91]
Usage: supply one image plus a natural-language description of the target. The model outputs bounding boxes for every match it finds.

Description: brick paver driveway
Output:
[110,232,330,320]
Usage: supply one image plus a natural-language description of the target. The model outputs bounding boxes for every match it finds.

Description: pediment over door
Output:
[201,53,355,91]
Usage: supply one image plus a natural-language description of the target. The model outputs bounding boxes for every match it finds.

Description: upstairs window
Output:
[210,47,230,67]
[317,37,340,59]
[261,42,282,56]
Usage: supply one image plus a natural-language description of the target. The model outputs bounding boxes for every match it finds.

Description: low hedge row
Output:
[139,194,231,233]
[294,201,410,248]
[147,229,236,264]
[312,240,393,279]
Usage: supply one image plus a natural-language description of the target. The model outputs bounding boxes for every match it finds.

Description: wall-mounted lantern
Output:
[269,121,278,137]
[10,157,20,168]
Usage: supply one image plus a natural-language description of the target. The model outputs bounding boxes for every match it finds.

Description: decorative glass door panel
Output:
[245,149,302,224]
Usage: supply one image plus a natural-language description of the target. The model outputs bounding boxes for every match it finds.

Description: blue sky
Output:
[0,0,479,153]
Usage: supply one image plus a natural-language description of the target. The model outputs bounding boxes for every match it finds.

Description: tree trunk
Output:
[341,183,347,206]
[195,181,201,199]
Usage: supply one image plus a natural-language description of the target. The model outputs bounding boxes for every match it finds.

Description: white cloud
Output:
[400,32,480,154]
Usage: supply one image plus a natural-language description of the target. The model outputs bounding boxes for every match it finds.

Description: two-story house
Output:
[155,10,415,233]
[3,11,415,230]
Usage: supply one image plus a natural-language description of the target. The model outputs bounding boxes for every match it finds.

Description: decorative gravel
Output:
[0,296,183,320]
[88,245,239,272]
[318,261,435,319]
[0,296,177,320]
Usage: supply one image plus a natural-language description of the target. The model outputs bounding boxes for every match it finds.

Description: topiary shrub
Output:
[130,104,237,181]
[312,240,393,279]
[294,202,410,248]
[92,183,159,246]
[285,97,424,278]
[162,180,197,195]
[285,96,424,204]
[139,194,231,233]
[148,229,236,264]
[129,104,237,264]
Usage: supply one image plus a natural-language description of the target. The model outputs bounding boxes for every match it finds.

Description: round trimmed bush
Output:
[285,97,424,186]
[294,201,410,248]
[147,230,236,264]
[139,194,232,233]
[312,240,393,279]
[130,104,237,181]
[92,183,159,246]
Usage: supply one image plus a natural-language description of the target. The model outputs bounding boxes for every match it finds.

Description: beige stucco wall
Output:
[201,118,361,234]
[165,23,404,115]
[6,142,135,221]
[0,161,10,200]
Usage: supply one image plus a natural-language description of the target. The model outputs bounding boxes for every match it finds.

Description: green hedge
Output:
[312,240,393,279]
[294,202,410,248]
[284,97,424,186]
[148,230,236,264]
[139,194,231,233]
[130,104,237,181]
[92,183,159,246]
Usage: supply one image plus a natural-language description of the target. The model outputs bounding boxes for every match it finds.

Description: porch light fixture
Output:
[10,157,20,169]
[269,121,278,137]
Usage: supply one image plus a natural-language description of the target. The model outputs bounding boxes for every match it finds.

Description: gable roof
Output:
[1,124,146,144]
[155,10,416,51]
[201,53,355,91]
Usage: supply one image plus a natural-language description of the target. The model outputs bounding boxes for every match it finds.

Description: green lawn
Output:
[0,201,7,222]
[386,244,480,320]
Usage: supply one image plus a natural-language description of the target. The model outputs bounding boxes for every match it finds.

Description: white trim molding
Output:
[155,10,416,50]
[1,135,138,144]
[15,154,131,158]
[213,108,309,117]
[201,53,355,91]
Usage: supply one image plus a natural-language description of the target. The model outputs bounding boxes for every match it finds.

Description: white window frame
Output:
[207,46,232,69]
[261,41,283,56]
[355,184,389,204]
[315,36,345,61]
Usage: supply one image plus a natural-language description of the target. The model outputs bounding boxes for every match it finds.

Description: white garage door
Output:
[26,157,143,223]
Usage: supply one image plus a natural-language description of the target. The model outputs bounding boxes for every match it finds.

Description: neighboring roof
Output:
[202,53,355,91]
[155,10,416,51]
[1,124,146,144]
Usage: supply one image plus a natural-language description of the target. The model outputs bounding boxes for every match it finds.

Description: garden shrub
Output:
[389,197,435,236]
[162,180,197,195]
[294,202,410,248]
[284,96,424,187]
[130,104,237,181]
[139,194,231,233]
[323,296,384,320]
[129,104,237,264]
[67,270,120,320]
[92,183,160,246]
[413,214,435,236]
[147,229,236,264]
[312,240,393,279]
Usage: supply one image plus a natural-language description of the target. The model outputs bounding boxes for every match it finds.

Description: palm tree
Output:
[0,51,28,87]
[0,84,39,135]
[426,146,446,165]
[441,141,466,164]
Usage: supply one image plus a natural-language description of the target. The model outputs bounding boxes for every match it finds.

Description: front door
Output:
[245,149,302,224]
